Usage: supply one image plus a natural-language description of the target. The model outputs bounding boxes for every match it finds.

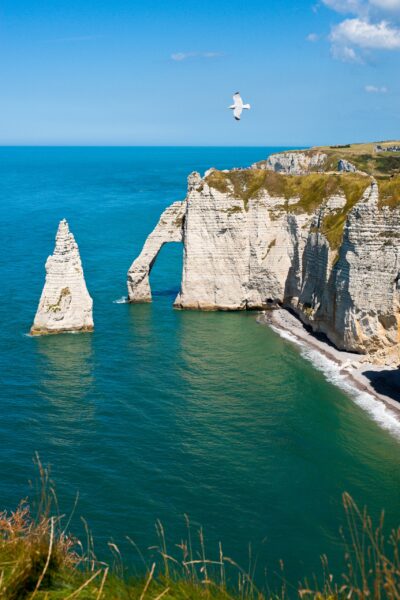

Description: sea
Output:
[0,146,399,589]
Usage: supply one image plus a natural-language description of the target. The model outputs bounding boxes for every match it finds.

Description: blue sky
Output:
[1,0,400,145]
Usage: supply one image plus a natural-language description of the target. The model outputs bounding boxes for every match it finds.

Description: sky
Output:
[1,0,400,145]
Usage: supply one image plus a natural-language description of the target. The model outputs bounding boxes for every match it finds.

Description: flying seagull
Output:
[229,92,251,121]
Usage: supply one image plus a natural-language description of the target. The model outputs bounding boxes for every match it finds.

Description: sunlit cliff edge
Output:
[128,142,400,366]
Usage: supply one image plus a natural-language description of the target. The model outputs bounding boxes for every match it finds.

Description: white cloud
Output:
[170,51,223,61]
[330,17,400,48]
[331,43,361,60]
[320,0,400,59]
[306,32,320,41]
[365,84,388,91]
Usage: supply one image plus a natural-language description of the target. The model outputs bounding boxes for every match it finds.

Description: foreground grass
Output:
[0,465,399,599]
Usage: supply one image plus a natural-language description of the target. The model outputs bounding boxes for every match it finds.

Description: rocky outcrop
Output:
[127,154,400,365]
[338,158,357,173]
[127,201,185,302]
[31,220,93,335]
[253,151,327,174]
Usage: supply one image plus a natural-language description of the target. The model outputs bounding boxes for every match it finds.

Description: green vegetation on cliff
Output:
[205,169,370,213]
[316,141,400,177]
[205,170,372,251]
[318,176,373,250]
[205,142,400,250]
[378,175,400,208]
[251,141,400,178]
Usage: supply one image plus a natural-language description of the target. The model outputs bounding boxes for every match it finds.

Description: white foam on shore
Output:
[113,296,128,304]
[270,325,400,440]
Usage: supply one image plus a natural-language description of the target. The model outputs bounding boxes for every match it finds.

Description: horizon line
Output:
[0,140,385,148]
[0,144,311,148]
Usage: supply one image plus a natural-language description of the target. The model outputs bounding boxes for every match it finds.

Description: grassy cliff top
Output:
[317,141,400,177]
[377,174,400,207]
[205,169,370,212]
[275,141,400,178]
[204,156,400,250]
[315,140,400,154]
[204,169,372,251]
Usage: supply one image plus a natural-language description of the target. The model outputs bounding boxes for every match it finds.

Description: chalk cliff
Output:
[127,144,400,365]
[31,220,93,335]
[127,201,185,302]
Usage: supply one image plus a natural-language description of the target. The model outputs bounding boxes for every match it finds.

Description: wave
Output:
[270,325,400,440]
[113,296,128,304]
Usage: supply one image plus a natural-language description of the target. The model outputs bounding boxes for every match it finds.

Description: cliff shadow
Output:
[322,229,357,331]
[152,288,180,298]
[299,234,330,311]
[362,369,400,404]
[283,216,303,302]
[283,224,330,319]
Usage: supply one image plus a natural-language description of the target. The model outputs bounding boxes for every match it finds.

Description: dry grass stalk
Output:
[1,461,399,600]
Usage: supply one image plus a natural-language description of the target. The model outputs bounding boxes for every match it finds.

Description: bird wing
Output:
[233,105,242,120]
[233,92,243,107]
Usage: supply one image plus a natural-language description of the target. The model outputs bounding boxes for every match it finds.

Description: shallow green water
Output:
[0,147,399,588]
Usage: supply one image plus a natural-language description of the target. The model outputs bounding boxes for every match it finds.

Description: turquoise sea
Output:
[0,147,399,588]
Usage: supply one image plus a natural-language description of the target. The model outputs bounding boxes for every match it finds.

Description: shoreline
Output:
[257,308,400,435]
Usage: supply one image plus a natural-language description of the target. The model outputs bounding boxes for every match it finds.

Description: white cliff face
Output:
[316,183,400,363]
[174,173,249,310]
[127,169,400,365]
[173,173,311,310]
[31,220,93,335]
[254,151,328,174]
[127,201,185,302]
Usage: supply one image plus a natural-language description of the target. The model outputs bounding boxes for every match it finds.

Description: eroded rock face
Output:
[172,175,310,311]
[31,220,93,335]
[254,151,328,174]
[127,167,400,365]
[312,183,400,363]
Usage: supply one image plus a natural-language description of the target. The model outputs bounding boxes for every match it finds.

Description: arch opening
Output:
[150,241,183,301]
[127,200,186,303]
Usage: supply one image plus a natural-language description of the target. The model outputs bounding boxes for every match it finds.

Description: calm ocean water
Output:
[0,147,399,587]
